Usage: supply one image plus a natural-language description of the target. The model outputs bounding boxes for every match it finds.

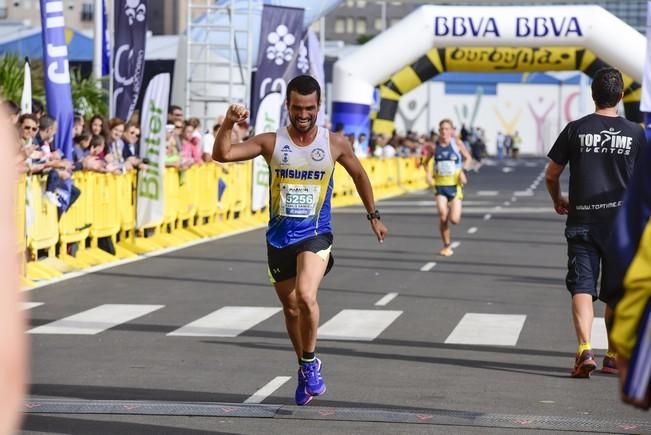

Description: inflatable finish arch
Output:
[332,5,645,138]
[373,47,643,136]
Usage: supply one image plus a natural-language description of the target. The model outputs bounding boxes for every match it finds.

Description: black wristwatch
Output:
[366,209,381,220]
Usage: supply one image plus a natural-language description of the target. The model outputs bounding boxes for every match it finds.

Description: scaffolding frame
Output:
[185,0,253,131]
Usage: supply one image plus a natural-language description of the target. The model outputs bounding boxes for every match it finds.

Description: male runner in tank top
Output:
[423,119,472,256]
[545,67,645,378]
[213,75,388,406]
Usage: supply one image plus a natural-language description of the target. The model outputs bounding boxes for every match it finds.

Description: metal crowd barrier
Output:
[18,157,427,287]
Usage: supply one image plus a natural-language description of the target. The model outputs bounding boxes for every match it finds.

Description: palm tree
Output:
[0,54,45,103]
[70,68,108,118]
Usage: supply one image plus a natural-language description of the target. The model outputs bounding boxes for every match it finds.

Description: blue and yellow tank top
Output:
[266,127,335,248]
[433,140,463,186]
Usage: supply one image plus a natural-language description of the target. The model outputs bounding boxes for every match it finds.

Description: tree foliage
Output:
[0,53,108,117]
[0,54,45,103]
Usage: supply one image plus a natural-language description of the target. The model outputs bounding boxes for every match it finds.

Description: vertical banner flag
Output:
[21,58,32,114]
[251,5,305,126]
[40,0,74,160]
[251,92,282,212]
[102,0,110,76]
[306,30,326,126]
[641,1,651,139]
[137,73,169,229]
[112,0,148,121]
[278,29,324,129]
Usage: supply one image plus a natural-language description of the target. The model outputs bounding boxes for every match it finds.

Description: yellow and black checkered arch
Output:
[372,47,642,136]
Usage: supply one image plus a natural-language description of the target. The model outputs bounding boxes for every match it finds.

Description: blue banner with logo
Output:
[112,0,147,121]
[251,5,304,127]
[39,0,74,160]
[102,0,110,76]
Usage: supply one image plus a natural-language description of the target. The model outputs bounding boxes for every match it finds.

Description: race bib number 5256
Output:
[280,184,321,217]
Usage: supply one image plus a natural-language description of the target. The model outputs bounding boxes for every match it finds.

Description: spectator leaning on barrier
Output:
[90,114,108,142]
[73,113,84,137]
[168,104,184,125]
[34,115,56,150]
[18,113,38,147]
[121,122,147,170]
[107,117,127,173]
[180,121,200,165]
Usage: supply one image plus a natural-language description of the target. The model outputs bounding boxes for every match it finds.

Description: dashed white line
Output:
[467,227,478,234]
[483,214,492,220]
[243,376,291,404]
[375,292,399,306]
[511,197,517,202]
[504,201,511,206]
[477,190,499,196]
[420,262,437,272]
[21,302,44,310]
[450,241,461,249]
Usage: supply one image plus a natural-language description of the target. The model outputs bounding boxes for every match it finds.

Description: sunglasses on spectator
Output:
[23,126,38,131]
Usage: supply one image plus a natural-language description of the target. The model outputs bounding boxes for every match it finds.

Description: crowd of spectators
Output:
[339,122,490,168]
[2,100,250,184]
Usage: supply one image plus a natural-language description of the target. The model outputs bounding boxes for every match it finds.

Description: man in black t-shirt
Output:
[545,67,645,379]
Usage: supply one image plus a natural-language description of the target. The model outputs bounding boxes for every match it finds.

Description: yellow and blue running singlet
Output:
[433,140,463,187]
[267,127,335,248]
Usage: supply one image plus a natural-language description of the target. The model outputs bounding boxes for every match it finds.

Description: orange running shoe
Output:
[571,349,597,378]
[601,354,618,375]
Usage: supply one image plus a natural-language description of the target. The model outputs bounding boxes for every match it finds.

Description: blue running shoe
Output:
[294,368,312,406]
[300,357,326,396]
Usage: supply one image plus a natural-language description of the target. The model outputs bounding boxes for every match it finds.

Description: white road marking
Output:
[477,190,499,196]
[419,263,436,272]
[168,306,282,337]
[243,376,292,404]
[375,292,399,306]
[445,313,527,346]
[502,167,514,173]
[334,207,554,215]
[450,241,461,249]
[318,309,402,341]
[21,302,44,310]
[504,201,511,206]
[467,227,478,234]
[514,190,534,197]
[511,197,517,202]
[28,304,164,335]
[591,317,608,350]
[483,214,492,220]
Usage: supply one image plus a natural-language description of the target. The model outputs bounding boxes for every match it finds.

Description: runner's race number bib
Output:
[280,184,321,217]
[436,160,456,176]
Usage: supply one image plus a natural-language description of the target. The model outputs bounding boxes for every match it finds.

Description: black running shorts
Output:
[565,224,620,307]
[267,233,334,284]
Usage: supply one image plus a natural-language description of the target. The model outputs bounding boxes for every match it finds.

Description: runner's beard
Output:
[289,114,316,133]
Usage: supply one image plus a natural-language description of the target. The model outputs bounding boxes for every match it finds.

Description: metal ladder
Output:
[185,0,253,132]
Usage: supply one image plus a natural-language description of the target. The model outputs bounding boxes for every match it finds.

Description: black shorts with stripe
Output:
[267,233,334,284]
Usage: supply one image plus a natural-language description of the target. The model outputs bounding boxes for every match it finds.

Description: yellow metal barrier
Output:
[25,175,64,280]
[21,157,426,287]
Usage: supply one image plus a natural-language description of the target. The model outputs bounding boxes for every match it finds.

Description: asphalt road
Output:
[20,158,651,434]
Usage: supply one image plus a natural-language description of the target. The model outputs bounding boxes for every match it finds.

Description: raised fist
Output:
[226,104,249,124]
